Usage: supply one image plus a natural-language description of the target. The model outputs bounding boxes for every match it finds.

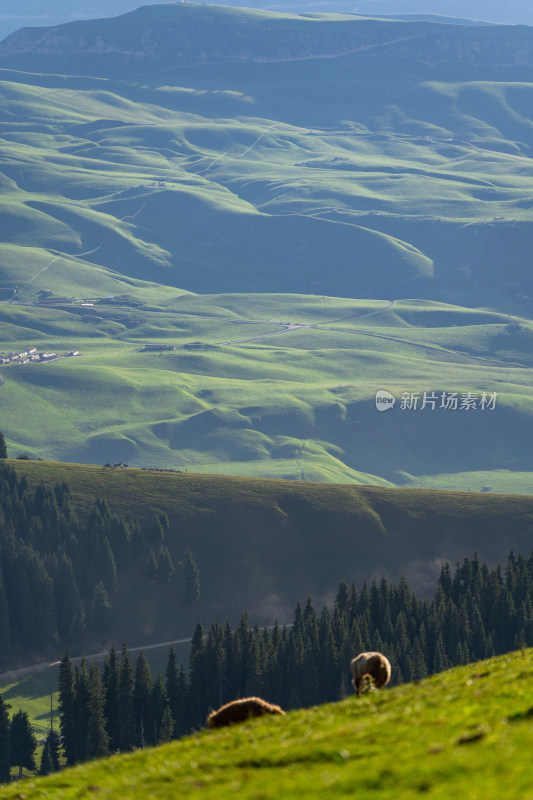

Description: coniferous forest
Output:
[0,465,199,661]
[14,548,526,778]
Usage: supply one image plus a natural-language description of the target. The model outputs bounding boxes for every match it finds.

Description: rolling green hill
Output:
[2,649,532,798]
[0,5,532,489]
[5,460,533,646]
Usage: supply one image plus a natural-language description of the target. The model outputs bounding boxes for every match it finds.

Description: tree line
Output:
[0,464,200,660]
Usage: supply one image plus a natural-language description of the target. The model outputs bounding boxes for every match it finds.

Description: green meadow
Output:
[2,649,532,799]
[1,294,531,489]
[0,5,533,489]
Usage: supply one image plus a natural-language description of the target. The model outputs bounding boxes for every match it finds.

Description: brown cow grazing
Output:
[207,697,285,729]
[350,651,391,697]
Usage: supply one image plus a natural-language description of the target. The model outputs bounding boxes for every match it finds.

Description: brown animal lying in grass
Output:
[207,697,285,729]
[350,651,391,697]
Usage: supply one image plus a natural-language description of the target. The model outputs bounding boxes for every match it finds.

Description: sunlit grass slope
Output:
[1,294,532,491]
[3,649,532,799]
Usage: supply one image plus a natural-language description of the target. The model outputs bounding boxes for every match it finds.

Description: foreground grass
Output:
[3,650,532,799]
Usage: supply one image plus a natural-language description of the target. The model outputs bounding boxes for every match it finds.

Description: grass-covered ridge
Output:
[3,649,532,799]
[8,459,533,609]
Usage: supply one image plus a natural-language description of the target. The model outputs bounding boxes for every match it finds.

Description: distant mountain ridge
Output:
[2,4,533,77]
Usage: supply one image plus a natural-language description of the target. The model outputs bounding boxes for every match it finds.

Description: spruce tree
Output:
[159,705,174,744]
[45,730,61,772]
[0,432,7,459]
[156,545,174,584]
[118,644,135,751]
[149,672,168,745]
[0,570,11,657]
[165,646,180,729]
[10,710,36,779]
[55,553,84,642]
[133,652,153,749]
[38,742,51,776]
[432,633,448,674]
[86,665,109,760]
[38,721,61,775]
[0,692,11,784]
[175,664,188,738]
[58,649,77,766]
[74,660,90,763]
[182,550,200,605]
[90,582,112,635]
[103,645,120,753]
[187,623,206,730]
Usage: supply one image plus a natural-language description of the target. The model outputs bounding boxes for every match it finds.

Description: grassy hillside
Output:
[1,293,532,490]
[2,649,532,798]
[0,5,533,489]
[7,460,533,630]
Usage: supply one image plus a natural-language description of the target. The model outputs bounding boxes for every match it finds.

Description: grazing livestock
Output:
[351,651,391,697]
[207,697,285,729]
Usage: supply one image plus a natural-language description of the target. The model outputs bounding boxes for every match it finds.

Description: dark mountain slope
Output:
[2,5,533,79]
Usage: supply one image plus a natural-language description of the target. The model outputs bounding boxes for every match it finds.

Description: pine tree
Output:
[148,513,167,547]
[156,545,174,584]
[187,623,206,730]
[165,646,180,732]
[86,665,109,760]
[55,553,84,642]
[182,550,200,605]
[409,639,428,682]
[175,664,189,738]
[58,649,77,766]
[0,433,7,459]
[103,645,120,753]
[44,730,61,772]
[118,644,135,751]
[0,691,11,784]
[159,705,174,744]
[134,652,153,749]
[0,570,11,658]
[432,633,448,674]
[38,742,51,776]
[10,710,36,779]
[101,538,118,595]
[90,582,112,635]
[317,607,338,702]
[74,660,90,763]
[149,672,168,745]
[438,562,453,598]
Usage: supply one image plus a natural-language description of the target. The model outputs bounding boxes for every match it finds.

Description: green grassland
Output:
[1,293,532,489]
[0,6,533,489]
[2,649,532,799]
